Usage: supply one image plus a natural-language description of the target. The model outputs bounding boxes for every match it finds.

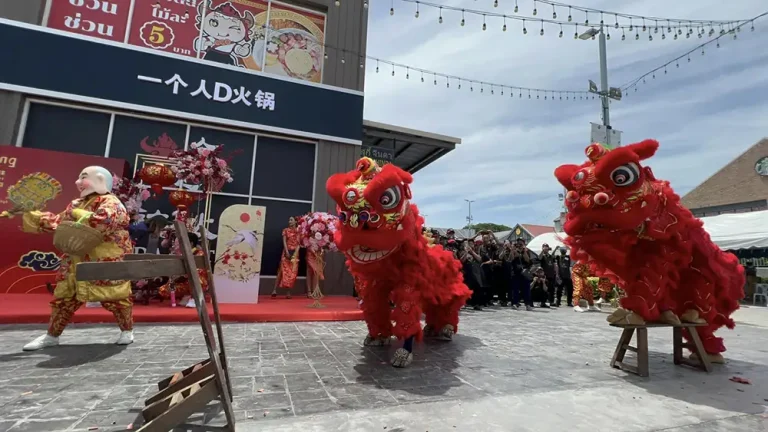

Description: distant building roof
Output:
[521,224,555,237]
[682,138,768,210]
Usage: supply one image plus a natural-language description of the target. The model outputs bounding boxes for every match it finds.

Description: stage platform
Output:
[0,294,363,324]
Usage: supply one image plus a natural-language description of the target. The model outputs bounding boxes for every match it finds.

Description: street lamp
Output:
[579,26,622,147]
[464,199,475,228]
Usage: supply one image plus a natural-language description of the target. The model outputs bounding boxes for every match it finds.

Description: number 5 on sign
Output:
[149,26,165,44]
[138,21,175,50]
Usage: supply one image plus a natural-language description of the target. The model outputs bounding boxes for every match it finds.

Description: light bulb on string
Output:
[503,17,507,32]
[591,32,595,40]
[483,15,487,31]
[446,78,450,88]
[574,24,578,39]
[687,55,690,62]
[600,12,604,26]
[458,79,461,90]
[532,0,537,16]
[480,85,484,93]
[676,61,679,68]
[661,32,665,40]
[414,2,419,18]
[438,8,442,24]
[751,21,755,31]
[701,48,705,55]
[606,30,610,40]
[540,21,544,36]
[470,84,473,92]
[716,40,720,48]
[420,72,424,82]
[324,52,328,60]
[519,91,522,98]
[629,18,633,31]
[363,1,368,9]
[567,6,572,22]
[673,33,678,40]
[558,24,563,38]
[523,19,527,34]
[654,21,659,33]
[375,60,379,73]
[621,28,625,40]
[528,90,531,99]
[406,67,410,79]
[340,57,345,64]
[494,0,498,7]
[391,66,395,76]
[664,67,667,74]
[614,15,619,29]
[584,11,588,26]
[335,0,340,6]
[635,31,639,40]
[552,5,556,19]
[642,18,646,32]
[733,32,737,40]
[461,10,465,27]
[514,0,518,14]
[648,34,652,41]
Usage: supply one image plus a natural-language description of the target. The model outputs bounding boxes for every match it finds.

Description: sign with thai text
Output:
[360,146,394,167]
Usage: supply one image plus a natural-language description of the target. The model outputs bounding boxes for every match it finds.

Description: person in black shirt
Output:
[509,238,533,310]
[530,267,550,308]
[459,240,487,310]
[478,234,500,305]
[538,243,559,305]
[554,246,573,307]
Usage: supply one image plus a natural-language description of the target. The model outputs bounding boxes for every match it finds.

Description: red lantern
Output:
[168,189,197,211]
[138,164,176,195]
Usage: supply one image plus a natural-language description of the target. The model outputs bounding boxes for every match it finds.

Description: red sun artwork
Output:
[240,213,251,223]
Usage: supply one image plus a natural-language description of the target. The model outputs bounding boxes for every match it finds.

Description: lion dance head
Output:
[554,139,664,239]
[325,157,421,264]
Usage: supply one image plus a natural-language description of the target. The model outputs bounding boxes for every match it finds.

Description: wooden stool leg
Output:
[672,327,683,365]
[687,326,713,373]
[611,328,634,368]
[636,328,649,377]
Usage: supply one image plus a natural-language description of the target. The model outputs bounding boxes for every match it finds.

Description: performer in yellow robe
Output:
[21,166,134,351]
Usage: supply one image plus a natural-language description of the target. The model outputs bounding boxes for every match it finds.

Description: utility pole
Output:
[464,199,474,229]
[581,25,623,148]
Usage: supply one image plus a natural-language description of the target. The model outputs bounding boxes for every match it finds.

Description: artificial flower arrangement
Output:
[112,174,151,215]
[298,212,338,253]
[168,140,235,192]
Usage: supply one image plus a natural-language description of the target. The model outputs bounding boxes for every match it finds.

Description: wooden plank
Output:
[138,379,221,431]
[610,322,708,329]
[686,326,714,373]
[175,221,236,429]
[610,328,634,368]
[143,376,214,421]
[146,361,214,406]
[124,253,207,267]
[76,259,188,281]
[200,225,233,402]
[157,359,210,390]
[673,327,683,365]
[636,328,649,377]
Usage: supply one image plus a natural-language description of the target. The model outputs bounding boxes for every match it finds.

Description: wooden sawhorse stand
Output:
[76,222,234,432]
[609,322,712,377]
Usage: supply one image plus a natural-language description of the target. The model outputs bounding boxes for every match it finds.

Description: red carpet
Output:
[0,294,363,324]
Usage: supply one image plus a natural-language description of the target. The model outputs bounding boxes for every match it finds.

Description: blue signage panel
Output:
[0,20,364,144]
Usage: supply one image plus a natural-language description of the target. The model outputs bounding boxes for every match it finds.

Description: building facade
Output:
[0,0,369,295]
[682,138,768,217]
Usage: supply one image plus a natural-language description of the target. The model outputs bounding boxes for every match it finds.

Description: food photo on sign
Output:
[262,1,326,83]
[0,146,127,295]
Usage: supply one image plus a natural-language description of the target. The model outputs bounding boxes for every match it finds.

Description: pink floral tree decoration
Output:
[298,212,338,253]
[169,139,235,192]
[112,173,151,216]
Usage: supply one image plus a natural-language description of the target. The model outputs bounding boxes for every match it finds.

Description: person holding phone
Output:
[510,238,533,310]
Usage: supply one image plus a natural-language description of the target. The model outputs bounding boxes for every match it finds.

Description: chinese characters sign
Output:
[0,20,363,143]
[45,0,325,83]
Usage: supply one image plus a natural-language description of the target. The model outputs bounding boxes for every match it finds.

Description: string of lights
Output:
[387,0,754,42]
[250,23,595,101]
[620,11,767,95]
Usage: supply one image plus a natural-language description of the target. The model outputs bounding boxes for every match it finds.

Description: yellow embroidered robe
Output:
[22,193,133,302]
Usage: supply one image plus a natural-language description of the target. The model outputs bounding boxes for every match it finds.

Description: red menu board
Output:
[0,146,128,294]
[46,0,133,42]
[126,0,203,58]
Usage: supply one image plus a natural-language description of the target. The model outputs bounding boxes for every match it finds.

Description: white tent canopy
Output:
[526,210,768,254]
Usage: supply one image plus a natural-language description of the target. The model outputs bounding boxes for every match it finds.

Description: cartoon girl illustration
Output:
[194,1,256,67]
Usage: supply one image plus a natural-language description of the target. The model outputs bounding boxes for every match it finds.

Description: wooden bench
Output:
[609,321,712,377]
[76,222,234,432]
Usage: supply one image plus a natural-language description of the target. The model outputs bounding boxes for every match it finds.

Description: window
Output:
[22,104,110,156]
[251,198,311,276]
[188,127,255,196]
[252,136,315,201]
[109,116,187,172]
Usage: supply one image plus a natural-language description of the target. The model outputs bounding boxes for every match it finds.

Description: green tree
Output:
[463,223,512,232]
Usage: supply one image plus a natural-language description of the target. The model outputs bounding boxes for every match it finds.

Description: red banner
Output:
[0,146,127,294]
[126,0,203,58]
[46,0,132,42]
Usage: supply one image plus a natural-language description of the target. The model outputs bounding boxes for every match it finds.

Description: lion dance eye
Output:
[610,163,640,187]
[378,186,401,210]
[565,190,579,203]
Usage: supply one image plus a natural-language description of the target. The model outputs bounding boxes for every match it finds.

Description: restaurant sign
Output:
[0,19,363,144]
[360,146,395,167]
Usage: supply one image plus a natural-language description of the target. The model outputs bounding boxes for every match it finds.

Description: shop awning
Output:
[362,120,461,174]
[527,209,768,253]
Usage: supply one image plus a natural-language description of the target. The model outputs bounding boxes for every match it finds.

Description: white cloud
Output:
[362,0,768,229]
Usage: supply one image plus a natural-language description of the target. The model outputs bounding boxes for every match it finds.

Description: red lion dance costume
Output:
[555,140,744,364]
[327,157,472,367]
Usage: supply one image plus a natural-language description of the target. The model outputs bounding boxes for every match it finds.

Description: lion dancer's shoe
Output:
[392,336,415,368]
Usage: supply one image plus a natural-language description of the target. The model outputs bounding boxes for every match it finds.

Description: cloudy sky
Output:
[361,0,768,230]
